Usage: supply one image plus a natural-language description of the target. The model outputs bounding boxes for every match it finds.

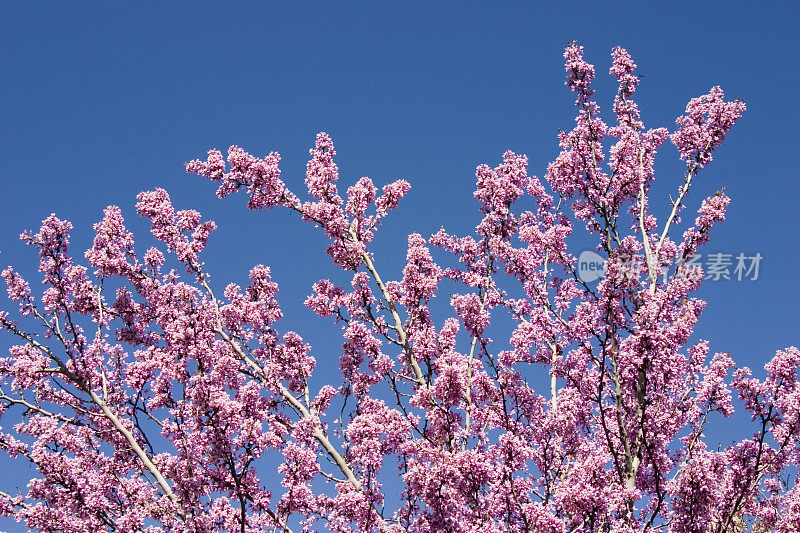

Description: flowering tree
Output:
[0,43,797,533]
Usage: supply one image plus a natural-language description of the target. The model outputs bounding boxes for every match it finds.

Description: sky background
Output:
[1,2,799,529]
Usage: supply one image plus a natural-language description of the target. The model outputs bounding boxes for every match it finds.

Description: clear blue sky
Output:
[1,2,798,528]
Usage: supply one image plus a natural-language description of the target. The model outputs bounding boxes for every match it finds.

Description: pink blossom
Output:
[671,86,746,168]
[375,179,411,218]
[85,205,136,277]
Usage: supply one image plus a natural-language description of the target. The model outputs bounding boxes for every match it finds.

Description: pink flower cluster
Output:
[671,87,747,168]
[136,188,217,266]
[186,145,286,210]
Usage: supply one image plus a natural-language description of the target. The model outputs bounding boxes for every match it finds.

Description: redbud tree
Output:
[1,44,797,533]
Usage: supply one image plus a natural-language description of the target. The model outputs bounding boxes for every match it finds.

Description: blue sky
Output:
[1,1,799,527]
